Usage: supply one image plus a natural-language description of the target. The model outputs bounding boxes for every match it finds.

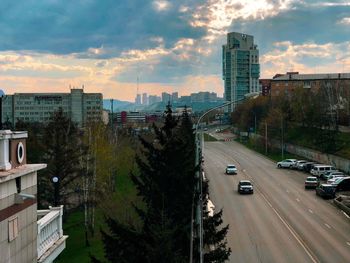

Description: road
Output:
[203,137,350,263]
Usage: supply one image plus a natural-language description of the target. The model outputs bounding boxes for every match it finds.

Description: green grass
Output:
[55,209,105,263]
[238,138,302,162]
[203,133,218,142]
[55,164,138,262]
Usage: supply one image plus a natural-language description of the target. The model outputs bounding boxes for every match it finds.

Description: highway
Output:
[203,135,350,263]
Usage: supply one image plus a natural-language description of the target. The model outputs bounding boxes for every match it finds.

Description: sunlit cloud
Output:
[338,17,350,24]
[260,41,350,77]
[153,1,171,11]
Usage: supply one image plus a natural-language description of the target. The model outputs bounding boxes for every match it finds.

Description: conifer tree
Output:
[40,108,84,207]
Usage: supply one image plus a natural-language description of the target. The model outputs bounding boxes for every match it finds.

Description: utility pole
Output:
[265,121,267,155]
[281,117,284,159]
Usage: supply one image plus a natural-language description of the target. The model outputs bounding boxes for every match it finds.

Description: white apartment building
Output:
[2,88,103,127]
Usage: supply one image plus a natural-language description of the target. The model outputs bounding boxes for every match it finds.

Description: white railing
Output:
[37,206,64,259]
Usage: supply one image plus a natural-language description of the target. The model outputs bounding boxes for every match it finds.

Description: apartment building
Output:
[2,88,102,127]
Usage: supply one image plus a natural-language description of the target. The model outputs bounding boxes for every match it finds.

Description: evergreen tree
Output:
[202,179,231,262]
[96,106,230,262]
[40,108,84,207]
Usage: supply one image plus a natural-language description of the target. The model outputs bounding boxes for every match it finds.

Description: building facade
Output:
[2,88,103,127]
[142,93,148,105]
[271,72,350,97]
[0,130,67,263]
[222,32,260,111]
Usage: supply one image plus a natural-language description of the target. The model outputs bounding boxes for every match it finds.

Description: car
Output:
[293,160,307,170]
[315,184,336,199]
[277,159,297,168]
[302,162,318,173]
[330,176,349,187]
[305,176,319,189]
[324,171,345,181]
[203,127,208,131]
[238,180,254,194]
[226,164,237,175]
[321,170,340,180]
[327,174,345,184]
[310,165,337,178]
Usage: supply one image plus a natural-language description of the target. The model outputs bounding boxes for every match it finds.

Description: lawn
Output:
[55,165,137,263]
[203,133,218,142]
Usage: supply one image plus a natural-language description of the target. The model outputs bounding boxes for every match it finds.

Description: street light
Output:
[52,176,59,206]
[192,92,260,263]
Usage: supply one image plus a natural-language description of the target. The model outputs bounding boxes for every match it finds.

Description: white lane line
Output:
[308,209,314,214]
[342,211,350,219]
[259,191,319,263]
[324,223,331,229]
[347,242,350,246]
[296,198,300,202]
[286,189,290,193]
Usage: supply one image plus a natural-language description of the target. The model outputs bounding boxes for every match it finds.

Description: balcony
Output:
[37,206,68,263]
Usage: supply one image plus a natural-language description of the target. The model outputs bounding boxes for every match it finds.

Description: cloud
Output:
[153,1,171,11]
[189,0,297,37]
[338,17,350,24]
[260,41,350,77]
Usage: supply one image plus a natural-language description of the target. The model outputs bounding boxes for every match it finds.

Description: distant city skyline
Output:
[0,1,349,102]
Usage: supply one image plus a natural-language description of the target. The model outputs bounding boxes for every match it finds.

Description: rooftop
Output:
[273,72,350,81]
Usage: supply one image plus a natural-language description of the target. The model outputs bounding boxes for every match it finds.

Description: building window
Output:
[8,217,19,242]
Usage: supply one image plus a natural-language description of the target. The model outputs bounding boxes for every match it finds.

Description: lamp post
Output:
[0,90,5,130]
[192,92,260,263]
[52,176,59,206]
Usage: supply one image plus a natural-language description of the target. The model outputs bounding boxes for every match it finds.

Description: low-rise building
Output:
[271,72,350,96]
[0,130,67,263]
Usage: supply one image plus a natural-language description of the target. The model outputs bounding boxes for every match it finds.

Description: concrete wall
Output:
[0,171,38,263]
[250,133,350,173]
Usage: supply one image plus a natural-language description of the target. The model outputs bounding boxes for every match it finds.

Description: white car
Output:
[327,174,345,184]
[226,164,237,175]
[277,159,297,168]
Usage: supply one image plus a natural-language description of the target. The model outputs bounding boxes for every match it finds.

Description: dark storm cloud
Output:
[0,0,206,55]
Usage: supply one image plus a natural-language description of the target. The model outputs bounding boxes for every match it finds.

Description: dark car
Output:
[316,184,336,199]
[238,180,254,194]
[302,162,317,173]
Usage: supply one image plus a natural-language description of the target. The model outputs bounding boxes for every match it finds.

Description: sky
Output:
[0,0,350,101]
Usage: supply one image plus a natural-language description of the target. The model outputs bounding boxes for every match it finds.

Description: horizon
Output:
[0,1,349,101]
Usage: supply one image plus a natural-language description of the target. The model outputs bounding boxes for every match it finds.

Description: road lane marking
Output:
[324,223,331,229]
[308,209,314,214]
[259,191,319,263]
[296,198,300,202]
[286,189,290,193]
[342,211,350,219]
[347,242,350,246]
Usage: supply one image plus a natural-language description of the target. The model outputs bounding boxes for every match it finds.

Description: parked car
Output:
[226,164,237,175]
[335,177,350,192]
[316,184,336,199]
[237,180,254,194]
[302,162,317,173]
[324,172,345,181]
[327,174,345,184]
[310,165,336,178]
[330,176,348,187]
[305,176,319,189]
[321,170,340,180]
[277,159,297,168]
[293,160,307,170]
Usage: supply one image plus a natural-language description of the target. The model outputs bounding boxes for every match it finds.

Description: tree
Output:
[40,108,84,208]
[96,106,196,262]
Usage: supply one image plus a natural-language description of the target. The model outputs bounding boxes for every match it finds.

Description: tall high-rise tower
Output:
[222,32,260,111]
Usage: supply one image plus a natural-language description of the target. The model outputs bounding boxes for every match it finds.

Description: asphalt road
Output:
[203,138,350,263]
